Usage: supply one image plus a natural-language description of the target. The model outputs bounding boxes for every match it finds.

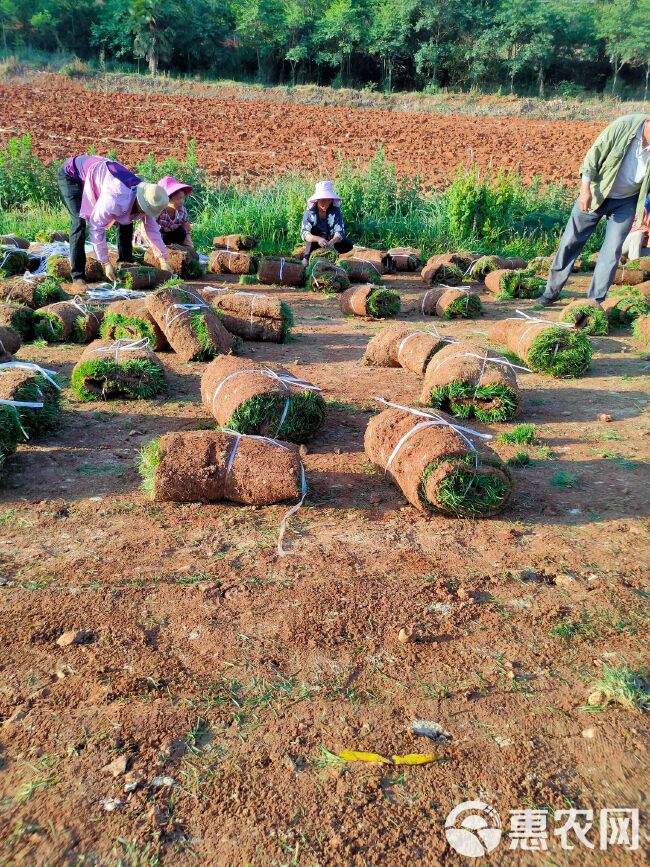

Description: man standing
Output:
[541,114,650,306]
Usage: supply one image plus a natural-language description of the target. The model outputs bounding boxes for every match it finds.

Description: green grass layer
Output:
[11,374,61,438]
[419,453,511,517]
[0,249,29,278]
[496,269,545,300]
[527,328,592,378]
[279,301,294,343]
[139,437,161,497]
[441,292,482,320]
[33,310,65,342]
[607,290,650,328]
[337,259,382,285]
[367,289,401,318]
[435,264,463,285]
[0,403,22,469]
[33,278,67,308]
[428,380,519,423]
[306,261,349,294]
[100,311,157,345]
[1,305,34,341]
[71,358,166,402]
[560,302,608,335]
[227,390,327,444]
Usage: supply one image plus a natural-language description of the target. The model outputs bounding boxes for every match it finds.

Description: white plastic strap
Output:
[87,285,146,302]
[0,397,44,408]
[0,362,61,390]
[279,258,285,281]
[164,301,208,329]
[210,367,320,413]
[91,337,150,362]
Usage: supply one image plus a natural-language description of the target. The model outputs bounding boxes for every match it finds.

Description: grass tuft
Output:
[139,438,161,498]
[498,423,539,445]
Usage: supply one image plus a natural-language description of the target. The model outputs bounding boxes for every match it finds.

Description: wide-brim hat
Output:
[158,175,193,198]
[307,179,341,207]
[136,182,169,218]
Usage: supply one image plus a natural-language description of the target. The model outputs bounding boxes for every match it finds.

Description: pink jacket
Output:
[79,161,168,264]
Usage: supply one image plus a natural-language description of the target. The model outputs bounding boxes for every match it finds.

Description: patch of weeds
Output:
[498,423,539,446]
[596,451,639,471]
[176,573,214,587]
[550,607,647,642]
[535,445,554,460]
[312,747,347,769]
[550,470,578,488]
[112,837,160,867]
[326,398,364,413]
[581,665,650,713]
[0,508,31,529]
[507,451,531,468]
[21,578,51,591]
[29,338,48,348]
[14,754,61,803]
[201,673,316,730]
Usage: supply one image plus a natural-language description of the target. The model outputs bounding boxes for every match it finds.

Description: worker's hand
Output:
[578,186,591,213]
[317,237,329,248]
[103,262,117,282]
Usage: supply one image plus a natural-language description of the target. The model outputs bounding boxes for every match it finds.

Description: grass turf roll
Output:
[307,260,351,294]
[201,356,326,444]
[0,365,61,438]
[0,403,22,471]
[213,234,257,251]
[364,406,512,517]
[601,289,650,328]
[208,250,257,275]
[309,248,339,264]
[34,301,103,344]
[632,315,650,345]
[488,316,592,378]
[140,430,301,504]
[339,284,401,318]
[614,257,650,285]
[387,248,422,272]
[100,299,169,351]
[336,257,382,284]
[145,244,204,279]
[420,341,521,423]
[342,246,389,272]
[198,288,293,343]
[71,339,166,402]
[0,235,29,250]
[145,284,235,362]
[633,280,650,300]
[0,248,29,278]
[0,276,68,309]
[0,303,34,341]
[560,299,608,335]
[258,256,305,287]
[0,325,21,360]
[117,265,168,290]
[421,254,465,285]
[468,256,528,280]
[421,286,482,319]
[484,268,545,300]
[527,256,554,276]
[46,254,104,282]
[364,325,450,375]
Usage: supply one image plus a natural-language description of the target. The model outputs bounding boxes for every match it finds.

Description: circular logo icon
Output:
[445,800,503,858]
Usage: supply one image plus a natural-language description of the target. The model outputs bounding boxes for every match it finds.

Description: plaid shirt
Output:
[157,206,189,233]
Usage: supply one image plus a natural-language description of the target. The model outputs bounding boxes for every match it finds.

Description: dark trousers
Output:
[57,166,134,280]
[161,226,187,246]
[304,226,353,259]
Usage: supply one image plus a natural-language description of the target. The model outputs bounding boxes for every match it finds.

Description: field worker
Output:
[300,180,353,264]
[57,154,171,292]
[621,196,650,260]
[541,114,650,306]
[135,176,194,250]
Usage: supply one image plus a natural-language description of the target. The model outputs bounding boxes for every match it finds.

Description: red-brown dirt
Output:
[0,76,603,186]
[0,268,648,864]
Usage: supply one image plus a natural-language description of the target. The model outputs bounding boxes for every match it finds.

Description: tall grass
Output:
[0,136,604,258]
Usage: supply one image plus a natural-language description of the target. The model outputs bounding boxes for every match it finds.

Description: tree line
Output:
[2,0,650,97]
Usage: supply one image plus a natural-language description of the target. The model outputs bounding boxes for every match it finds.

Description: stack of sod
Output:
[364,325,451,376]
[0,325,21,361]
[100,299,169,351]
[34,301,103,344]
[614,257,650,286]
[201,356,326,443]
[0,236,29,249]
[307,259,351,294]
[71,339,166,401]
[488,316,592,377]
[484,268,545,300]
[116,265,169,290]
[0,248,29,278]
[145,244,204,279]
[0,404,22,471]
[0,303,34,341]
[208,250,257,275]
[601,288,650,328]
[0,364,61,438]
[468,256,527,280]
[199,288,293,343]
[46,254,104,282]
[140,430,301,504]
[632,315,650,345]
[337,257,382,283]
[258,257,306,287]
[213,234,257,251]
[560,299,608,335]
[339,284,401,319]
[387,248,422,272]
[145,284,235,362]
[420,341,521,423]
[0,276,68,309]
[364,406,513,517]
[421,286,482,319]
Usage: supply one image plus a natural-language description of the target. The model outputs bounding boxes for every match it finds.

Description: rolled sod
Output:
[468,256,527,280]
[339,284,401,318]
[0,326,21,360]
[488,317,592,378]
[0,403,22,471]
[140,430,301,504]
[0,303,34,341]
[614,257,650,285]
[560,299,608,335]
[201,356,326,444]
[421,254,465,285]
[528,256,554,276]
[364,325,450,375]
[208,250,257,275]
[213,234,256,251]
[0,235,29,250]
[387,248,422,272]
[100,299,169,351]
[633,280,650,300]
[420,341,521,423]
[145,244,204,279]
[0,248,29,278]
[307,260,350,294]
[71,339,166,402]
[34,301,103,344]
[484,268,545,300]
[46,254,104,282]
[601,289,650,328]
[421,286,482,319]
[0,365,61,438]
[258,257,305,287]
[632,315,650,345]
[198,288,293,343]
[309,248,339,264]
[116,264,168,290]
[0,276,68,309]
[364,406,513,517]
[337,257,382,284]
[342,246,390,272]
[145,284,235,362]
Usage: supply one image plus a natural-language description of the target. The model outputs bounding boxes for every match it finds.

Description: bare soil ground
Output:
[0,271,648,865]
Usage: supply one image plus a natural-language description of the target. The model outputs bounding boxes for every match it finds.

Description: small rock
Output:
[456,587,469,601]
[554,573,577,588]
[188,630,200,641]
[598,414,613,423]
[369,492,382,505]
[582,728,595,739]
[299,445,308,457]
[334,447,342,455]
[150,774,176,788]
[56,629,93,647]
[127,429,144,437]
[54,660,75,679]
[506,670,516,680]
[101,798,124,812]
[588,690,605,707]
[397,627,415,644]
[494,736,512,748]
[3,708,26,726]
[411,720,452,743]
[102,754,129,777]
[124,770,144,792]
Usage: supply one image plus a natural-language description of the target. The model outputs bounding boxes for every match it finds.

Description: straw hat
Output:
[307,179,341,208]
[136,182,169,218]
[158,176,193,197]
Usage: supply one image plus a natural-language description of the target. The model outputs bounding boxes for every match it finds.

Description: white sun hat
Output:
[307,179,341,207]
[136,181,169,218]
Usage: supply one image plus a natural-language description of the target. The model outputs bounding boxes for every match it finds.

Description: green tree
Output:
[368,0,415,91]
[233,0,285,82]
[314,0,364,86]
[594,0,639,94]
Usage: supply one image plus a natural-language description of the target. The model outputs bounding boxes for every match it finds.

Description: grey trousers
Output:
[544,194,638,302]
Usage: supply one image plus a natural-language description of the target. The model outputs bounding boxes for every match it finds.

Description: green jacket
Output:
[579,113,650,221]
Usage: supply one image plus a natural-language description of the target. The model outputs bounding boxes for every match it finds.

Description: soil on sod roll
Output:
[469,255,528,279]
[387,248,422,272]
[0,367,61,438]
[484,268,545,300]
[145,284,235,362]
[420,340,521,423]
[0,325,21,359]
[208,250,257,275]
[0,303,34,341]
[307,260,350,294]
[116,264,168,291]
[364,325,449,376]
[488,317,592,378]
[0,248,29,278]
[0,276,67,309]
[341,247,390,272]
[338,284,401,318]
[46,254,104,282]
[601,289,650,328]
[337,257,382,283]
[34,302,102,344]
[71,339,166,402]
[632,280,650,300]
[364,406,513,517]
[421,254,466,285]
[145,244,203,279]
[100,299,169,351]
[213,234,256,251]
[140,430,301,504]
[201,356,326,444]
[560,299,609,335]
[421,286,482,319]
[0,403,22,470]
[258,257,305,288]
[632,314,650,345]
[0,235,29,250]
[198,288,293,343]
[613,265,647,286]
